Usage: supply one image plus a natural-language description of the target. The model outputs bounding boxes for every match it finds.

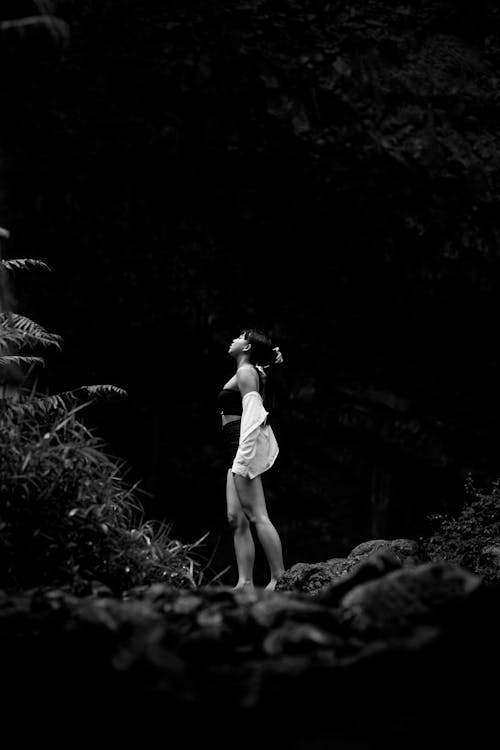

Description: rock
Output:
[315,549,403,605]
[1,568,499,750]
[125,582,180,602]
[262,622,341,656]
[336,561,482,637]
[347,538,422,564]
[277,538,422,595]
[275,560,357,594]
[172,594,204,615]
[248,594,331,630]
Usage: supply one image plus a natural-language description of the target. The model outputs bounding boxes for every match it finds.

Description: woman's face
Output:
[228,332,250,357]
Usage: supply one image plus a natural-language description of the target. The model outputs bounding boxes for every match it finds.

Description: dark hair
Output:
[241,328,280,412]
[241,328,274,368]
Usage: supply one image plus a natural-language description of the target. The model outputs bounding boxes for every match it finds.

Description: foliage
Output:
[0,255,62,391]
[421,475,500,582]
[0,248,226,592]
[0,398,220,592]
[0,255,125,404]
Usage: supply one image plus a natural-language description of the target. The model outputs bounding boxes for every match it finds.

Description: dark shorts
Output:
[222,419,241,468]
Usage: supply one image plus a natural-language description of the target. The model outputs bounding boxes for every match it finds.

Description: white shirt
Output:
[231,391,279,479]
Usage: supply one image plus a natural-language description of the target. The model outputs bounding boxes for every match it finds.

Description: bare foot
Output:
[232,580,255,591]
[264,578,279,591]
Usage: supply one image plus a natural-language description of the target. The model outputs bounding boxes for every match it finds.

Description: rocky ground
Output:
[2,539,499,748]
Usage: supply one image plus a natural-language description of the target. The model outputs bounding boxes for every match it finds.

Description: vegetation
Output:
[0,246,225,593]
[0,400,215,593]
[422,475,500,583]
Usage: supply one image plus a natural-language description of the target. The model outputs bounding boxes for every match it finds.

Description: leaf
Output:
[3,391,88,420]
[203,565,231,586]
[0,331,50,353]
[190,530,210,547]
[11,385,127,416]
[0,356,45,369]
[0,258,51,273]
[81,384,128,399]
[0,313,63,349]
[52,400,94,431]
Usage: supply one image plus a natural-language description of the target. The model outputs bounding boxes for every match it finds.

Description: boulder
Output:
[336,560,482,637]
[276,538,423,595]
[347,538,422,564]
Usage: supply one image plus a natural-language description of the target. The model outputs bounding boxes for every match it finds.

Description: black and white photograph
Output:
[1,2,499,747]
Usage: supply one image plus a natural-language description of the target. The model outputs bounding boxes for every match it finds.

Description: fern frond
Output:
[4,391,80,418]
[0,356,45,369]
[81,384,128,399]
[0,258,51,273]
[36,384,128,404]
[29,393,73,412]
[0,312,54,335]
[0,329,32,350]
[2,384,127,418]
[0,313,63,349]
[0,331,61,352]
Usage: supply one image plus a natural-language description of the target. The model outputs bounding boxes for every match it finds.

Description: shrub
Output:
[0,383,225,593]
[421,475,500,583]
[0,243,226,593]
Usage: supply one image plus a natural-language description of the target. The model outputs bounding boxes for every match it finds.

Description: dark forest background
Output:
[2,0,500,584]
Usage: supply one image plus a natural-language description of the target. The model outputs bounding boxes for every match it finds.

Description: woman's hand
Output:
[273,347,284,365]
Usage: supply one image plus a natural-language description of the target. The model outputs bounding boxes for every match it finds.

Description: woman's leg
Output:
[233,473,284,590]
[226,468,255,589]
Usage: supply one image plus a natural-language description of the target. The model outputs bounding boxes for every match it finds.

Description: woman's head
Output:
[228,328,274,367]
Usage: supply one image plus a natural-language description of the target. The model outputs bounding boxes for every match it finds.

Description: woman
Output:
[218,328,284,591]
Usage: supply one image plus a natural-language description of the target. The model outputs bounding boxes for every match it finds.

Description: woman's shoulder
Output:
[236,364,260,387]
[237,363,263,378]
[237,363,258,377]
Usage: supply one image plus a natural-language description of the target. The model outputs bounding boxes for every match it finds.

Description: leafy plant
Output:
[421,475,500,583]
[0,257,127,406]
[0,403,187,591]
[0,234,226,592]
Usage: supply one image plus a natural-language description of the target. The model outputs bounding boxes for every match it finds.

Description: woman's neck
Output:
[235,354,252,369]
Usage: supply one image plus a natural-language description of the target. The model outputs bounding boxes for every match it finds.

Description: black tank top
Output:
[217,366,264,416]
